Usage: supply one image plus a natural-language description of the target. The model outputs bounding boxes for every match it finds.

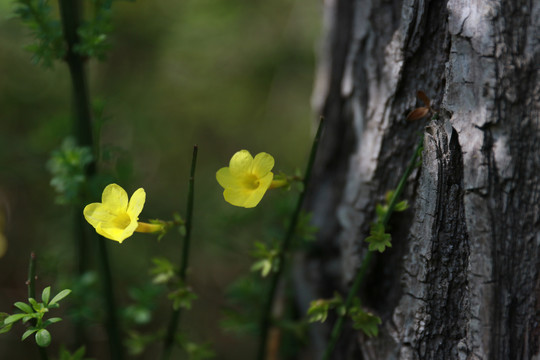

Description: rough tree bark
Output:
[298,0,540,359]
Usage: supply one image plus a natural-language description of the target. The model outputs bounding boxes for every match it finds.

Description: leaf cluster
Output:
[307,294,381,338]
[0,286,71,347]
[348,299,381,338]
[56,345,92,360]
[307,293,344,323]
[74,0,113,60]
[149,257,197,311]
[365,190,409,253]
[15,0,116,65]
[250,241,280,277]
[47,137,93,205]
[14,0,65,66]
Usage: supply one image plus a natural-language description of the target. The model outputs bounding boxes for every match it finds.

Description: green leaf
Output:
[43,317,63,327]
[0,313,13,334]
[307,299,330,323]
[349,308,381,338]
[394,200,409,212]
[14,302,33,314]
[250,259,273,277]
[49,289,71,306]
[183,340,215,360]
[28,298,39,310]
[42,286,51,305]
[4,313,27,325]
[168,286,198,311]
[365,223,392,253]
[35,328,52,347]
[385,190,395,204]
[150,257,176,284]
[58,345,89,360]
[21,328,38,341]
[307,293,344,323]
[0,323,12,334]
[71,346,87,360]
[375,204,387,220]
[47,138,94,204]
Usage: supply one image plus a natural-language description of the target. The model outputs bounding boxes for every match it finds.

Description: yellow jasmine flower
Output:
[216,150,275,208]
[84,183,146,243]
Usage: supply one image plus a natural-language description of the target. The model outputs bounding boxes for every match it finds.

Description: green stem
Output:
[26,253,49,360]
[322,134,424,360]
[256,118,324,360]
[161,145,198,360]
[57,0,99,353]
[96,235,124,360]
[27,252,36,299]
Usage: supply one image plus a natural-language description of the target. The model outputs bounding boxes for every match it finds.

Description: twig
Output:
[322,133,425,359]
[161,145,198,360]
[26,253,49,360]
[57,0,112,354]
[256,118,324,360]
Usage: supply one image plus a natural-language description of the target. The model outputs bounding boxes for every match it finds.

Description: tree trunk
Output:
[299,0,540,358]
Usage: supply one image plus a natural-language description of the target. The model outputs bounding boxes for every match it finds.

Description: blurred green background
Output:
[0,0,320,358]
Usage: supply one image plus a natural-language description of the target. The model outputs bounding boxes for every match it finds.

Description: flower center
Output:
[242,174,260,190]
[112,212,132,230]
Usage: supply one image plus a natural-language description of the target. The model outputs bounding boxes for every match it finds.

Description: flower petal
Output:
[223,188,257,208]
[223,172,273,208]
[258,172,274,191]
[127,188,146,219]
[252,152,274,178]
[216,167,243,189]
[97,221,138,243]
[101,184,129,211]
[229,150,253,176]
[84,203,118,228]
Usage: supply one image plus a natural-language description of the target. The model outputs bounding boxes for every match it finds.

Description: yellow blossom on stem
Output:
[216,150,276,208]
[84,183,146,243]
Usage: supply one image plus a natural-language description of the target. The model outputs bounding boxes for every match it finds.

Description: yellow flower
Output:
[216,150,275,208]
[84,183,146,243]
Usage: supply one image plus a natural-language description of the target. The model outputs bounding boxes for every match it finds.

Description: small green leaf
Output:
[150,257,176,284]
[43,317,63,327]
[49,289,71,306]
[35,328,52,347]
[72,346,87,360]
[307,299,330,323]
[14,302,33,314]
[365,223,392,253]
[251,259,273,277]
[375,204,387,220]
[28,298,39,310]
[394,200,409,212]
[0,323,12,334]
[385,190,395,204]
[349,308,381,338]
[4,313,27,325]
[168,286,198,310]
[21,328,38,341]
[41,287,51,305]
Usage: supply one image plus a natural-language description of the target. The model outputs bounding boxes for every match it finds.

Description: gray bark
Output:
[299,0,540,358]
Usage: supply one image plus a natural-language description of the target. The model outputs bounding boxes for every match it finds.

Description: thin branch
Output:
[256,118,324,360]
[322,133,425,359]
[26,253,49,360]
[161,145,199,360]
